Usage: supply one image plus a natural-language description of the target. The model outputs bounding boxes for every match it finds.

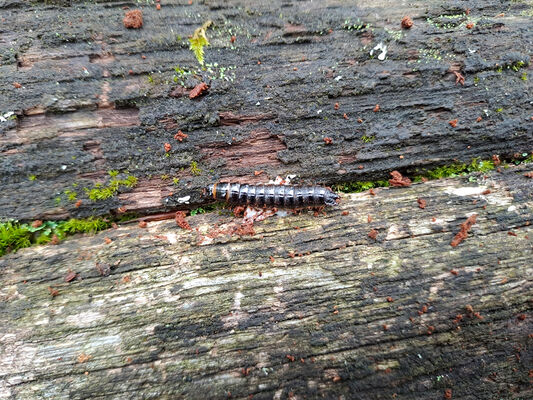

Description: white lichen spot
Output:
[370,42,387,60]
[445,186,487,197]
[166,232,177,244]
[177,195,190,204]
[66,311,104,328]
[507,205,517,212]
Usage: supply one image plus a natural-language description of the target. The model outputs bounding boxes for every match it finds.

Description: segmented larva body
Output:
[205,183,340,207]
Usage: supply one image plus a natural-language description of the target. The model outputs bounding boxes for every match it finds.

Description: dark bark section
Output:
[0,166,531,399]
[0,1,532,222]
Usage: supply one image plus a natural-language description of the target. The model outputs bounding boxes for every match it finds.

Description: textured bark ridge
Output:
[0,166,531,399]
[0,0,532,221]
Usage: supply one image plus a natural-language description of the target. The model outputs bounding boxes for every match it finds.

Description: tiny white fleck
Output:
[334,75,343,81]
[256,101,261,106]
[61,165,67,170]
[370,42,387,61]
[177,195,190,204]
[317,109,322,114]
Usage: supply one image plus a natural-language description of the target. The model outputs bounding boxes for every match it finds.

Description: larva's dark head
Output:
[325,190,340,206]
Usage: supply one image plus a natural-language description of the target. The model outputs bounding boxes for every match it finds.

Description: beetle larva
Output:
[204,183,340,207]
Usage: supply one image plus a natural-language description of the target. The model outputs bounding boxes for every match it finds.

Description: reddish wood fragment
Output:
[518,314,526,321]
[64,269,77,282]
[51,234,60,245]
[232,222,255,236]
[164,143,171,152]
[332,376,342,382]
[48,287,59,297]
[368,229,378,240]
[382,324,389,331]
[450,214,477,247]
[386,296,394,302]
[174,130,188,142]
[230,35,236,43]
[373,104,380,112]
[286,355,295,362]
[75,200,82,208]
[357,118,363,123]
[13,82,22,88]
[450,269,458,276]
[155,3,161,10]
[389,170,412,187]
[123,10,143,29]
[233,206,245,217]
[524,172,533,178]
[451,71,465,85]
[476,116,482,122]
[507,231,517,237]
[444,388,452,399]
[138,221,147,228]
[492,154,500,166]
[334,103,339,110]
[417,198,426,209]
[323,137,333,145]
[175,211,191,230]
[401,16,413,29]
[189,82,209,99]
[481,189,491,195]
[32,220,43,228]
[466,22,474,29]
[367,215,372,223]
[104,237,112,244]
[449,119,458,128]
[369,188,376,196]
[254,170,264,176]
[342,211,349,216]
[343,113,348,120]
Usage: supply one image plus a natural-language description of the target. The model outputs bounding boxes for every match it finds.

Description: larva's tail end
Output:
[203,184,214,199]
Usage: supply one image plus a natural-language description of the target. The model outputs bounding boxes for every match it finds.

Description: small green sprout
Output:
[190,161,201,176]
[28,175,37,181]
[189,20,212,65]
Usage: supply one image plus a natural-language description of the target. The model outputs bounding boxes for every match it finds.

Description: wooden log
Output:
[0,0,532,221]
[1,165,531,399]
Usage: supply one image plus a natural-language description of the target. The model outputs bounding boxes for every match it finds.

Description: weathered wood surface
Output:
[0,0,532,221]
[1,165,532,399]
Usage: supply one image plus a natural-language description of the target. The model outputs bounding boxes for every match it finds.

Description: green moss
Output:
[521,72,527,81]
[190,161,202,176]
[334,180,390,193]
[511,61,525,72]
[190,207,206,216]
[28,174,37,181]
[64,189,77,201]
[108,170,119,178]
[85,174,138,201]
[0,217,111,257]
[414,158,496,181]
[361,135,375,143]
[0,222,32,257]
[173,177,180,185]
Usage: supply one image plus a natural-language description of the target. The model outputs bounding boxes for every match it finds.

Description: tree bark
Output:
[0,0,531,221]
[1,165,531,399]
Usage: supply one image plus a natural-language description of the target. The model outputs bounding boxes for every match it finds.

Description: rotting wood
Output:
[0,0,532,221]
[0,166,531,399]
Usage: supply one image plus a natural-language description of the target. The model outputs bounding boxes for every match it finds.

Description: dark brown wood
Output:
[0,0,531,221]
